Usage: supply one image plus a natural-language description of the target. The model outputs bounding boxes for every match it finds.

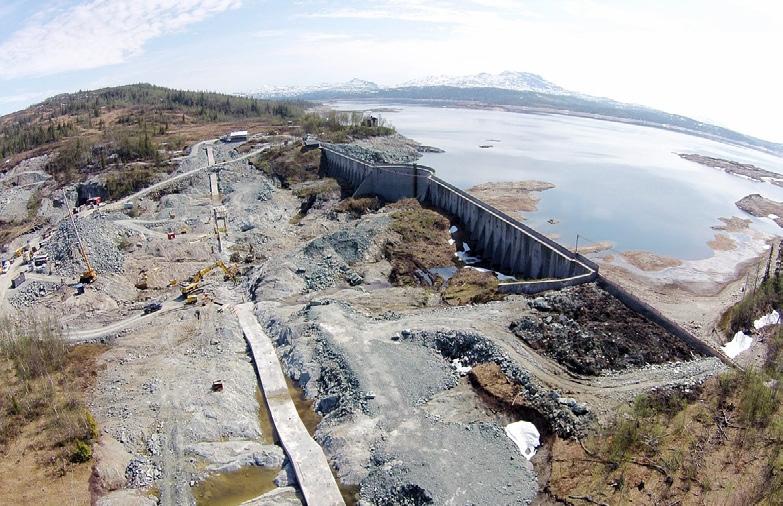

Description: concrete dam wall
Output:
[320,146,723,361]
[320,147,598,293]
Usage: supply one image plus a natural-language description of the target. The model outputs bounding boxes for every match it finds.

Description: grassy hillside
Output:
[0,83,307,169]
[0,83,310,248]
[548,272,783,505]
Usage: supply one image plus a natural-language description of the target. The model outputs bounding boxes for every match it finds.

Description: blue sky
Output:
[0,0,781,142]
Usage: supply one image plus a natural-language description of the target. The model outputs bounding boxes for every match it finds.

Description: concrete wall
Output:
[321,147,596,282]
[321,147,719,360]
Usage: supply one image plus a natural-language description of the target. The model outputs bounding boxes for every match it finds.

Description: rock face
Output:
[736,193,783,228]
[510,284,697,375]
[186,441,285,473]
[91,435,134,495]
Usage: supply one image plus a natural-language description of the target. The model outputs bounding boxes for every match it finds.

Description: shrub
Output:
[385,205,455,285]
[0,316,67,380]
[291,178,340,199]
[442,268,503,306]
[608,417,640,462]
[26,189,43,219]
[254,145,320,187]
[105,165,157,200]
[334,196,383,217]
[739,369,778,427]
[71,439,92,463]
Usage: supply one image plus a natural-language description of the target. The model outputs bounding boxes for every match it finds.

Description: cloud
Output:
[0,89,55,104]
[0,0,242,79]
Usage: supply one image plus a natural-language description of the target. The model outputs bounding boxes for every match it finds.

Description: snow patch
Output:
[722,331,753,359]
[505,421,540,460]
[455,250,481,265]
[754,310,780,330]
[450,358,472,375]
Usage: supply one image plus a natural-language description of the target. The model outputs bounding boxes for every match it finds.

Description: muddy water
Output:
[254,386,278,445]
[284,376,361,505]
[192,467,278,506]
[284,376,320,436]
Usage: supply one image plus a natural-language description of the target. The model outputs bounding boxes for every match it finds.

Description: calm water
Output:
[332,101,783,260]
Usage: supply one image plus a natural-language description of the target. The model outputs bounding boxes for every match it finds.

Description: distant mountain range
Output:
[245,71,783,156]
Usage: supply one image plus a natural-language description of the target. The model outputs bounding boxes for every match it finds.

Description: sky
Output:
[0,0,781,142]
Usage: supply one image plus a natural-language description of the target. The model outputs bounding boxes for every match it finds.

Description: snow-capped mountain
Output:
[397,71,568,95]
[250,78,379,98]
[247,72,570,99]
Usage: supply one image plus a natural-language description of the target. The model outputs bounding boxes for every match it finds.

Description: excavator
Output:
[64,190,97,284]
[179,260,238,296]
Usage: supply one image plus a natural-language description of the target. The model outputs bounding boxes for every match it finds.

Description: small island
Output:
[679,153,783,185]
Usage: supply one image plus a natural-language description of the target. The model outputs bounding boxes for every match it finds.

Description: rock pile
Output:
[48,215,126,275]
[511,284,696,375]
[8,280,61,308]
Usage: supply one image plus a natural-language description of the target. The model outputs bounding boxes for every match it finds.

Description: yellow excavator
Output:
[180,260,238,296]
[64,190,97,283]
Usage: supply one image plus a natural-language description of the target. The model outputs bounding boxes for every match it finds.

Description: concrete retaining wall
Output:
[321,147,719,360]
[321,147,596,284]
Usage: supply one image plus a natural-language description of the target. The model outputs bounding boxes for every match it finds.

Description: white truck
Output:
[32,253,49,273]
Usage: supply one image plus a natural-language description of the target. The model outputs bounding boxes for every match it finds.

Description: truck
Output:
[1,259,9,275]
[31,253,49,273]
[143,302,162,314]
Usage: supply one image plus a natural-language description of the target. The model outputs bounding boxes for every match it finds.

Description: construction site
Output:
[0,117,754,506]
[0,93,777,506]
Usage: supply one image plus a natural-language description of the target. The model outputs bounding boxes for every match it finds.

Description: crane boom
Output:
[63,190,97,283]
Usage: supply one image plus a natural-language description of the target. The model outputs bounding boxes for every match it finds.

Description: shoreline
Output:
[329,98,783,159]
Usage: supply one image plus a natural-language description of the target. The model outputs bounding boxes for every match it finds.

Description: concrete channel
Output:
[235,303,345,506]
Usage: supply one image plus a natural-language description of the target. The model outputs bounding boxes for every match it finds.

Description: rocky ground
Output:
[0,134,735,505]
[510,285,697,375]
[679,153,783,185]
[323,133,442,165]
[467,181,555,216]
[735,193,783,228]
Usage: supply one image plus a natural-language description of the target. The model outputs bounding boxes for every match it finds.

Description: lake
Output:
[331,101,783,260]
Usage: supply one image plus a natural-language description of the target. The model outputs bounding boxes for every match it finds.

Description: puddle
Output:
[284,376,360,505]
[284,376,321,437]
[192,466,278,506]
[336,479,360,506]
[254,386,278,445]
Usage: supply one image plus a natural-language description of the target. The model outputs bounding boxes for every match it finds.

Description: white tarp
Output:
[722,331,753,359]
[504,421,540,460]
[754,310,780,330]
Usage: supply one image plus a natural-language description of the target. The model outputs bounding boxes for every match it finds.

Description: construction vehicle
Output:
[185,294,198,304]
[143,302,162,314]
[179,260,239,296]
[31,253,48,273]
[63,190,97,283]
